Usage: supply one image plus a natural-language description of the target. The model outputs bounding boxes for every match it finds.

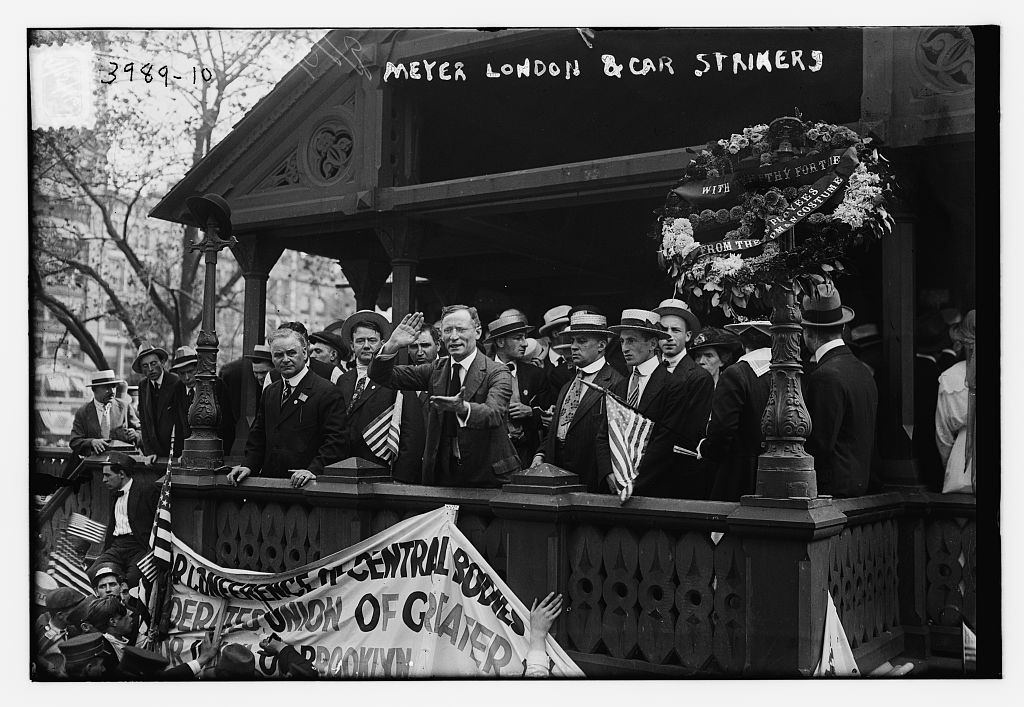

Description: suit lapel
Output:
[460,354,487,401]
[278,374,314,425]
[349,380,386,416]
[638,364,666,414]
[569,365,613,431]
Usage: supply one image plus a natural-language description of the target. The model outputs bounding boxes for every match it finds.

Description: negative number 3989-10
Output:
[99,61,215,87]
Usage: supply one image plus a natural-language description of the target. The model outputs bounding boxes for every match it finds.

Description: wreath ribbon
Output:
[693,146,860,259]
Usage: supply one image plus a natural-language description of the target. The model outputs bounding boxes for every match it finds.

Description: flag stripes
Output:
[149,473,173,569]
[136,551,158,584]
[66,512,106,545]
[605,394,654,503]
[363,392,404,464]
[48,533,93,596]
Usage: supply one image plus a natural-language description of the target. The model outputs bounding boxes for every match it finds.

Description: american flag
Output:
[48,533,93,596]
[148,472,173,571]
[135,551,158,584]
[66,512,106,545]
[362,391,404,464]
[603,392,654,503]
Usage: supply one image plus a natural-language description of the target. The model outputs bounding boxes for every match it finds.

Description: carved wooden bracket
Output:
[231,236,285,278]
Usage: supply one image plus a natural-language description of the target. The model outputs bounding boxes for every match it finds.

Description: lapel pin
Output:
[298,393,308,403]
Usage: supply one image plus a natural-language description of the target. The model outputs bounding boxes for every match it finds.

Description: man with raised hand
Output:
[227,327,348,489]
[368,307,520,487]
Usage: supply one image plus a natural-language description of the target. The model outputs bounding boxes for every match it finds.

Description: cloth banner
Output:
[813,591,859,677]
[159,505,583,678]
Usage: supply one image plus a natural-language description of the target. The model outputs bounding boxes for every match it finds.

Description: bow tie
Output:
[114,490,125,498]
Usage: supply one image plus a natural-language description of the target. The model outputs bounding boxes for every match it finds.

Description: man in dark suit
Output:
[369,306,520,488]
[653,298,715,498]
[337,311,425,483]
[227,328,348,488]
[89,452,160,588]
[596,309,696,499]
[69,370,141,459]
[309,330,349,382]
[801,284,878,498]
[263,323,347,391]
[532,311,623,491]
[537,305,576,398]
[486,312,550,465]
[699,321,774,501]
[170,346,236,457]
[133,343,185,458]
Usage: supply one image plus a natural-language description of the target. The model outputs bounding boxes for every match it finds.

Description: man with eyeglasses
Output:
[369,305,520,488]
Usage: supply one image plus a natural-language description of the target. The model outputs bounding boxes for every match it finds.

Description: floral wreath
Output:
[652,114,896,318]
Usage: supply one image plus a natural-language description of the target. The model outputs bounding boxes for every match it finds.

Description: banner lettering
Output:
[158,506,583,678]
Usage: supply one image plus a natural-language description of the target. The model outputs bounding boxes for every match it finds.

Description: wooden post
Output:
[879,213,919,485]
[231,237,283,451]
[489,464,584,646]
[375,218,423,324]
[337,256,391,311]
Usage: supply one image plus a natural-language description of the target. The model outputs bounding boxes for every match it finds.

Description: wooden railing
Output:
[33,449,977,676]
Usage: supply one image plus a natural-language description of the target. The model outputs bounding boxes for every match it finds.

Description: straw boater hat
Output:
[538,305,572,336]
[724,320,773,337]
[87,370,124,388]
[609,309,671,340]
[690,327,742,354]
[131,342,169,374]
[800,283,855,327]
[34,571,58,607]
[562,311,614,338]
[340,309,393,344]
[170,345,199,371]
[484,313,533,342]
[245,343,272,363]
[185,192,233,238]
[652,298,702,335]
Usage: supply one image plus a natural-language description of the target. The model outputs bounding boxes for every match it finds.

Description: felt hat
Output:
[340,310,392,344]
[484,313,533,342]
[609,309,671,340]
[105,450,143,475]
[562,311,614,338]
[245,344,272,363]
[88,562,124,587]
[850,323,881,348]
[538,305,572,336]
[119,646,170,678]
[131,342,169,374]
[690,327,742,354]
[169,345,199,371]
[653,298,703,335]
[34,571,58,607]
[724,320,773,337]
[800,283,855,327]
[215,643,256,679]
[46,586,87,612]
[87,370,124,388]
[309,330,350,358]
[185,192,232,238]
[58,633,110,669]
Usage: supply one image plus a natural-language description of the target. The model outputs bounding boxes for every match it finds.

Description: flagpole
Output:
[578,378,699,457]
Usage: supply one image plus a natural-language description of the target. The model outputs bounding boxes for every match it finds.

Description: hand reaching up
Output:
[383,312,426,354]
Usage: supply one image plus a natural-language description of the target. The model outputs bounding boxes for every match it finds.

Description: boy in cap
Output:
[89,451,160,587]
[801,283,878,497]
[34,585,87,676]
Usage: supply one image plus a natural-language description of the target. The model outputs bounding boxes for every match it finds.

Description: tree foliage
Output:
[31,29,323,368]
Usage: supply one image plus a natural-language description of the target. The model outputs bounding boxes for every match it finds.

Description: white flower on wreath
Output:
[661,218,700,261]
[829,164,884,229]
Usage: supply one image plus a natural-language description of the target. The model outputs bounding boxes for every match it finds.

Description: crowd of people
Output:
[64,284,975,501]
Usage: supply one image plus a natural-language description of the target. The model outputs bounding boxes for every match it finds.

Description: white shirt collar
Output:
[739,347,773,377]
[579,356,607,376]
[94,398,111,412]
[355,363,369,379]
[812,339,845,363]
[548,347,564,366]
[451,347,478,371]
[119,477,133,495]
[284,365,309,387]
[664,349,688,368]
[152,371,165,387]
[634,355,662,377]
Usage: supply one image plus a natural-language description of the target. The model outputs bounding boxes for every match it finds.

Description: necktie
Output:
[506,363,521,404]
[443,362,462,438]
[556,371,586,441]
[281,380,293,407]
[114,490,125,499]
[627,368,642,407]
[353,376,368,401]
[99,403,111,439]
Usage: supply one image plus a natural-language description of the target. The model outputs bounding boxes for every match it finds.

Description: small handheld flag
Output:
[66,512,106,545]
[602,392,654,503]
[48,533,93,596]
[363,392,404,464]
